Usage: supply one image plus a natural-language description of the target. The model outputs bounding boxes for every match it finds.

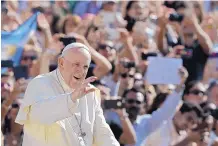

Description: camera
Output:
[211,108,218,120]
[59,37,76,47]
[13,65,29,80]
[104,99,125,110]
[169,13,184,22]
[121,61,135,68]
[141,52,157,60]
[1,60,13,68]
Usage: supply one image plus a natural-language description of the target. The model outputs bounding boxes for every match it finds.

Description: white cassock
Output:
[15,69,120,146]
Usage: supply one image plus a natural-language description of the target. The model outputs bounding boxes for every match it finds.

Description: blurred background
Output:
[1,1,218,146]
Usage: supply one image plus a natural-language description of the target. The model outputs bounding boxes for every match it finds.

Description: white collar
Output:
[56,69,72,92]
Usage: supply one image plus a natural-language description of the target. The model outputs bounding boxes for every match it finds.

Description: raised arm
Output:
[39,35,64,74]
[118,29,139,65]
[156,15,169,55]
[136,67,188,146]
[16,76,97,125]
[182,10,212,54]
[37,13,52,49]
[114,109,136,145]
[15,78,79,125]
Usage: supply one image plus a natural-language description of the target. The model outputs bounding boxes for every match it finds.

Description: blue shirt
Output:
[104,91,183,146]
[135,91,183,146]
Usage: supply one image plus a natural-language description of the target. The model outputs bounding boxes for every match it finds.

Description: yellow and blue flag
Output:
[1,12,40,66]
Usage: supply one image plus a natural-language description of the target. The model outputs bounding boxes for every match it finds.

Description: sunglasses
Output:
[98,44,113,50]
[189,90,205,96]
[22,56,37,61]
[121,73,134,78]
[126,99,142,105]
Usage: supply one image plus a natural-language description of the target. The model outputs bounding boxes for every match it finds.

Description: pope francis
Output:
[15,43,120,146]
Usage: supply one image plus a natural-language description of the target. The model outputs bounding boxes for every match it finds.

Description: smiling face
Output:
[58,47,91,89]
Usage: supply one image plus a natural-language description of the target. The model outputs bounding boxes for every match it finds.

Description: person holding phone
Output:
[15,42,119,146]
[95,82,136,145]
[156,2,213,85]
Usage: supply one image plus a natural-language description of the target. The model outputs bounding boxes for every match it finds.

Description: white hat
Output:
[61,42,90,56]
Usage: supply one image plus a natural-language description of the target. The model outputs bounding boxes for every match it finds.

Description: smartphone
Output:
[1,60,13,68]
[176,48,193,58]
[141,52,157,60]
[31,6,44,13]
[59,37,76,47]
[104,99,124,110]
[121,61,135,68]
[169,13,184,22]
[13,65,28,80]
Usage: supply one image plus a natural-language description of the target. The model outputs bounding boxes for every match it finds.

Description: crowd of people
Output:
[1,1,218,146]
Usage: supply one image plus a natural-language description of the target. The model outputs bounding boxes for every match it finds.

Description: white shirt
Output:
[15,69,119,146]
[142,120,185,146]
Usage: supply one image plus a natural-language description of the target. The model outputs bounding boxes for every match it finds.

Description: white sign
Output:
[145,57,183,84]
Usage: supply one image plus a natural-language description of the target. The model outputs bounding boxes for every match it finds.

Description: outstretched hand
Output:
[71,76,97,101]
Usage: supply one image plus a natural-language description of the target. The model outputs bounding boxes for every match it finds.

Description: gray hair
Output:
[60,42,90,57]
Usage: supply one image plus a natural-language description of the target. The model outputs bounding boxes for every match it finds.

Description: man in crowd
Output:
[95,82,136,145]
[118,67,188,146]
[183,81,208,105]
[143,101,206,146]
[15,43,119,146]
